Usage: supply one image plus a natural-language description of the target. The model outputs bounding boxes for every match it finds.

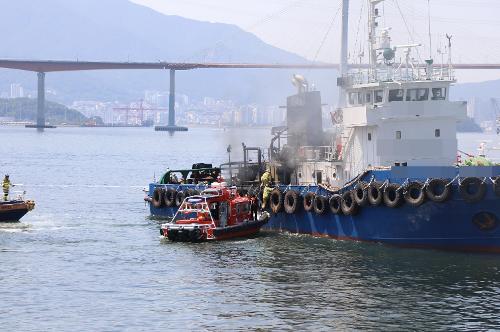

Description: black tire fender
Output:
[329,194,342,215]
[341,191,359,215]
[303,192,316,212]
[164,189,176,207]
[384,183,403,208]
[313,195,327,215]
[367,181,383,206]
[493,177,500,197]
[284,190,301,214]
[404,181,426,207]
[460,177,486,203]
[175,190,185,207]
[425,178,451,203]
[270,188,284,214]
[152,187,164,208]
[354,182,368,207]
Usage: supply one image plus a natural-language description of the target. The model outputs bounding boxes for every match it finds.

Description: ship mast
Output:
[338,0,349,107]
[368,0,384,80]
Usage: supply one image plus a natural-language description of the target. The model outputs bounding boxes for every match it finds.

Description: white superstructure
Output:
[293,0,467,186]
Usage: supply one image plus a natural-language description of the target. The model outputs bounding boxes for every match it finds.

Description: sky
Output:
[132,0,500,83]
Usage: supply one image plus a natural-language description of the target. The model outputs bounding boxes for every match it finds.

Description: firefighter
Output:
[2,175,12,201]
[260,169,272,209]
[251,195,259,221]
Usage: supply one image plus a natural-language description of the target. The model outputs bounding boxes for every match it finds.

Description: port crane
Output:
[113,99,167,126]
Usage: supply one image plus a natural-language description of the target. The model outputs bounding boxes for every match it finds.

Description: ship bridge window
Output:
[358,93,364,105]
[406,88,429,101]
[431,88,447,100]
[348,92,359,106]
[389,89,404,102]
[374,90,384,103]
[365,92,372,104]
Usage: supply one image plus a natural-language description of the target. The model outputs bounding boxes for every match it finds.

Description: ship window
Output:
[406,88,429,101]
[396,131,402,139]
[357,93,364,105]
[298,172,302,179]
[366,92,372,104]
[348,92,359,105]
[374,90,384,103]
[368,133,372,141]
[316,171,323,184]
[431,88,446,100]
[389,89,404,102]
[435,129,441,137]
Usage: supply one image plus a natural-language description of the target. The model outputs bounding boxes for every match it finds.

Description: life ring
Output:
[164,189,176,207]
[341,191,358,215]
[354,182,368,206]
[270,189,284,214]
[493,177,500,197]
[329,194,342,214]
[284,190,301,214]
[152,188,164,208]
[367,181,383,206]
[175,190,186,207]
[313,195,327,214]
[459,177,486,203]
[383,183,403,208]
[425,178,451,203]
[404,181,426,207]
[303,192,316,212]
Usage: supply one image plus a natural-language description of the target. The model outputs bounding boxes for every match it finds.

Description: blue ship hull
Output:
[147,166,500,253]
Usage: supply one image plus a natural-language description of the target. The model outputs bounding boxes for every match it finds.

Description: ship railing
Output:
[343,65,455,85]
[297,146,340,162]
[5,190,26,202]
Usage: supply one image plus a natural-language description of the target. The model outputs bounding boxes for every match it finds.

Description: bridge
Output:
[1,59,499,131]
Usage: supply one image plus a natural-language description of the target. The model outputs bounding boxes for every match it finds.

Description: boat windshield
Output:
[172,200,214,224]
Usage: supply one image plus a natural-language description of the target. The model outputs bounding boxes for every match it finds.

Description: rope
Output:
[311,1,342,63]
[422,178,431,189]
[396,178,409,193]
[446,175,460,187]
[392,0,423,63]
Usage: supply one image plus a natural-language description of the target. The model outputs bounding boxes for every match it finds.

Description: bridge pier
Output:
[155,69,187,132]
[37,72,45,127]
[25,71,55,130]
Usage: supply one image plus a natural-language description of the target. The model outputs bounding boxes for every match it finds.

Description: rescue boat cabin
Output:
[172,185,253,227]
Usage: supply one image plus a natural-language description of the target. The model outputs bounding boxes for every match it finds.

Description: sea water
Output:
[0,126,499,330]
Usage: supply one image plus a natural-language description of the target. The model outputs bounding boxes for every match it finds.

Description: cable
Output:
[184,0,307,63]
[311,1,342,63]
[392,0,423,63]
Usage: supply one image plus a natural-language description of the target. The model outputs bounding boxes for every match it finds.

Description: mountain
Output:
[0,98,86,125]
[452,79,500,102]
[452,79,500,124]
[0,0,336,105]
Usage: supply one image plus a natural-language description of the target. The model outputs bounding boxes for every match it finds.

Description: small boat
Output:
[160,183,269,242]
[0,200,35,222]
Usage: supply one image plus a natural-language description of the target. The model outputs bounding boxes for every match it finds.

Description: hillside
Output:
[0,98,87,125]
[0,0,335,105]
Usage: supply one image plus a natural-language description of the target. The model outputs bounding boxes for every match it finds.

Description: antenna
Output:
[446,34,453,78]
[427,0,432,59]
